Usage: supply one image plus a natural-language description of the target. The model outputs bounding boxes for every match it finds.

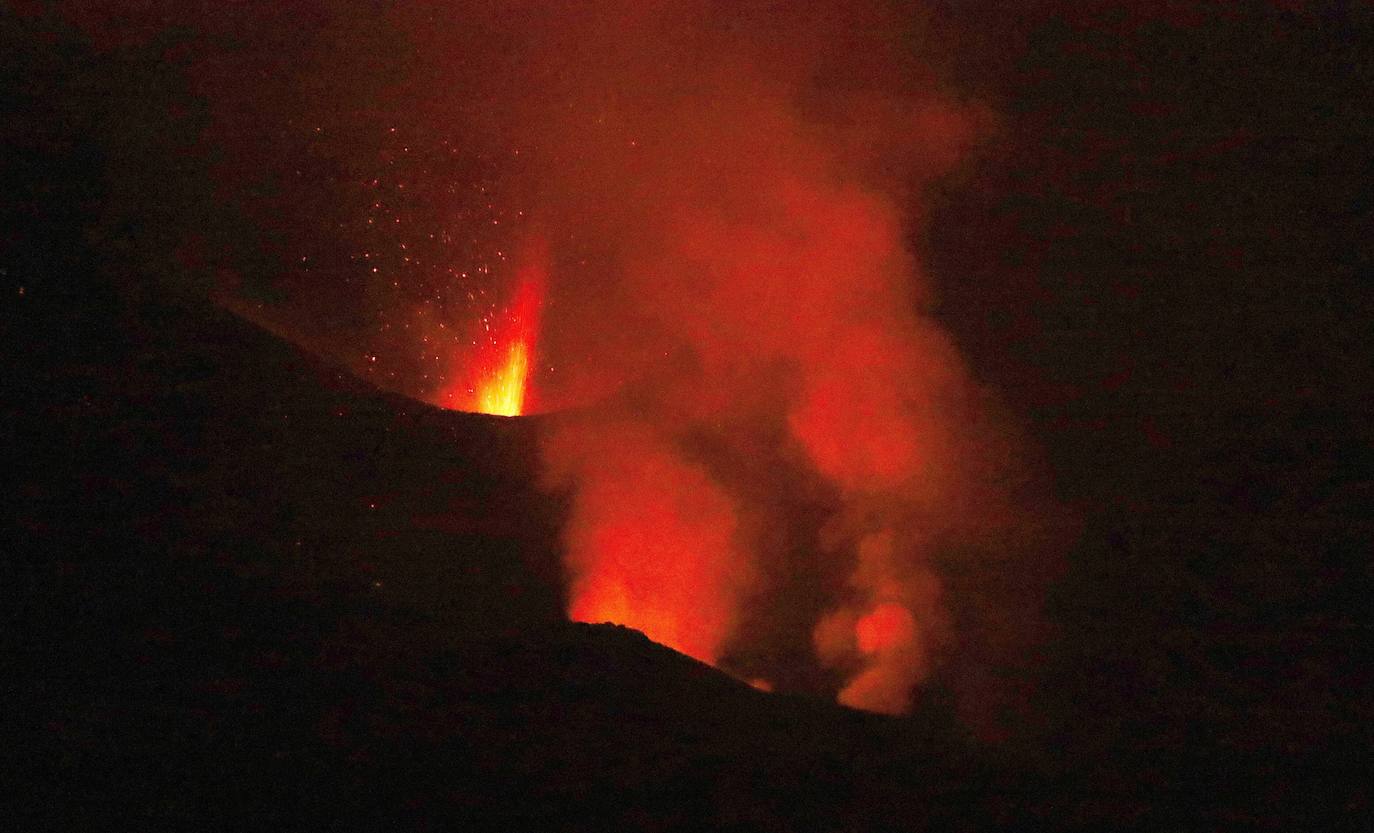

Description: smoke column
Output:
[43,0,1063,719]
[501,0,1044,715]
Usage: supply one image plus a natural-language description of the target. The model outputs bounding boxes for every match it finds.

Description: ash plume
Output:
[44,0,1064,721]
[490,0,1051,717]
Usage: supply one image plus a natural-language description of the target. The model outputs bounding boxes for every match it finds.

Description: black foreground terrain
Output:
[7,293,1033,832]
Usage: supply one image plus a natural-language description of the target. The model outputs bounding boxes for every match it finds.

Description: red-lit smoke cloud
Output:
[42,0,1063,720]
[543,416,753,665]
[503,0,1039,716]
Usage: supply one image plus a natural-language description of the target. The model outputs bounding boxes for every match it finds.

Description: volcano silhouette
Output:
[8,293,1026,831]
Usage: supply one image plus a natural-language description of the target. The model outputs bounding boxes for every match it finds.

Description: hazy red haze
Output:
[53,0,1068,724]
[491,1,1063,719]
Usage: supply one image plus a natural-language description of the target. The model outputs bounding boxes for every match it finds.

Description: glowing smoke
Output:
[543,416,753,665]
[501,0,1031,714]
[47,0,1063,720]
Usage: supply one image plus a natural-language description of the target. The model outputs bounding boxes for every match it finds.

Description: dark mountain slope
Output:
[6,277,1028,830]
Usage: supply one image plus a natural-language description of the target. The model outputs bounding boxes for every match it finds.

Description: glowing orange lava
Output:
[441,243,545,416]
[475,338,530,416]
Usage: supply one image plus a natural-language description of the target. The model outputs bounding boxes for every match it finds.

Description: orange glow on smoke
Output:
[441,243,545,416]
[100,0,1067,729]
[546,420,752,666]
[854,602,916,655]
[561,454,743,664]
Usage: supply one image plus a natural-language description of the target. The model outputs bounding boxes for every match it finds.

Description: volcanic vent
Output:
[186,0,1062,721]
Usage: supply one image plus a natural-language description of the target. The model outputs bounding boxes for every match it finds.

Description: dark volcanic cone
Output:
[7,283,1025,830]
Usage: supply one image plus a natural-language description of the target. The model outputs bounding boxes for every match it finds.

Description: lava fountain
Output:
[440,242,547,417]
